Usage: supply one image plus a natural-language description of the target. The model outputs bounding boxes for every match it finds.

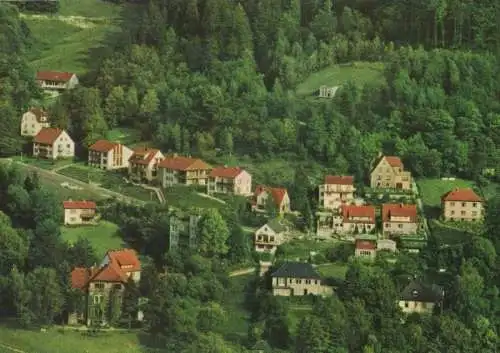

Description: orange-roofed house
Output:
[370,154,412,190]
[21,107,50,137]
[318,175,356,210]
[69,248,142,326]
[158,155,212,187]
[441,188,484,222]
[207,166,252,196]
[36,71,79,91]
[88,140,133,170]
[33,127,75,159]
[382,203,418,235]
[63,200,97,225]
[333,204,376,234]
[128,148,164,183]
[254,185,291,214]
[355,239,377,260]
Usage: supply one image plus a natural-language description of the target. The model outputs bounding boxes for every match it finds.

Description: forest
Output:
[1,0,500,352]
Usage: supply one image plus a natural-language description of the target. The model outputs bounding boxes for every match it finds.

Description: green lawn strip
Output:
[0,323,143,353]
[315,262,348,280]
[57,165,156,203]
[13,156,74,171]
[163,186,227,209]
[60,221,124,259]
[416,178,476,207]
[295,61,385,97]
[288,304,312,333]
[106,128,142,146]
[57,0,121,18]
[429,220,472,245]
[278,239,337,261]
[219,275,252,343]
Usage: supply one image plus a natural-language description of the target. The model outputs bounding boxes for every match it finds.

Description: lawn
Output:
[106,128,142,146]
[278,238,338,261]
[315,262,348,280]
[0,323,147,353]
[288,305,312,333]
[58,165,157,203]
[219,275,252,345]
[295,61,385,96]
[163,186,227,210]
[22,0,123,74]
[61,221,124,258]
[429,220,471,246]
[14,156,75,171]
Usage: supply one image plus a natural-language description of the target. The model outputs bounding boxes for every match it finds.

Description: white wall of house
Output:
[21,111,49,137]
[64,208,94,225]
[235,171,252,196]
[398,300,435,314]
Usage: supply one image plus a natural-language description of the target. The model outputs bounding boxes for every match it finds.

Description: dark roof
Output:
[266,218,287,233]
[400,279,444,302]
[271,262,321,279]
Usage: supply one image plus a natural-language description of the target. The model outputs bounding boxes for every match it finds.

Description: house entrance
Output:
[303,289,308,295]
[396,182,403,189]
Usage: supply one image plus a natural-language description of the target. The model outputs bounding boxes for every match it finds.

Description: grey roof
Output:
[400,279,444,302]
[266,217,287,233]
[271,262,322,279]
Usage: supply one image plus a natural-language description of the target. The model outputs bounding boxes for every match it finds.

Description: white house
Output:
[63,200,97,225]
[33,128,75,159]
[254,218,289,253]
[21,108,50,137]
[88,140,133,170]
[36,71,79,91]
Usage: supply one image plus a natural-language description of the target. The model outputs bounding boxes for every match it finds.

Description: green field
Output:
[22,0,123,74]
[163,186,227,210]
[288,304,312,333]
[61,221,124,258]
[277,239,339,261]
[429,220,472,246]
[58,165,157,203]
[13,156,75,171]
[219,275,252,344]
[417,178,476,207]
[316,262,348,280]
[295,61,385,96]
[0,323,147,353]
[106,128,142,146]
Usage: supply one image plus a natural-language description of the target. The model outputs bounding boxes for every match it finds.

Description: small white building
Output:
[88,140,133,170]
[21,108,50,137]
[63,200,97,225]
[318,85,339,98]
[36,71,79,91]
[33,128,75,159]
[254,218,288,253]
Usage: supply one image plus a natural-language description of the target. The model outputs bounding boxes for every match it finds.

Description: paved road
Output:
[4,159,145,205]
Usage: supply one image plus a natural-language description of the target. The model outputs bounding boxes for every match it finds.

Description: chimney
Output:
[400,203,404,208]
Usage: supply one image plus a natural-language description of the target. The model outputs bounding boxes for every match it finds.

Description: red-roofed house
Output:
[69,248,142,326]
[318,175,356,210]
[21,107,50,137]
[63,200,97,225]
[33,128,75,159]
[333,204,376,234]
[355,239,377,259]
[158,155,212,187]
[370,154,412,190]
[254,186,291,214]
[88,140,133,170]
[382,203,418,235]
[128,148,164,182]
[36,71,79,91]
[207,166,252,196]
[441,188,484,222]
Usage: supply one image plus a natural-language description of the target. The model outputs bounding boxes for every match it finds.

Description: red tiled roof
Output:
[107,248,141,272]
[63,200,96,209]
[89,139,118,152]
[356,239,376,250]
[382,203,417,222]
[27,108,49,123]
[34,127,63,144]
[441,188,482,202]
[90,262,128,282]
[129,148,161,165]
[342,205,376,223]
[36,71,74,82]
[255,185,288,206]
[385,156,403,168]
[158,156,211,171]
[210,166,244,178]
[324,175,354,185]
[70,267,91,290]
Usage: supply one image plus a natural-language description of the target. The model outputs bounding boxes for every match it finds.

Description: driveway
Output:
[3,159,145,205]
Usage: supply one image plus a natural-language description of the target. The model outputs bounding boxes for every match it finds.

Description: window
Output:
[70,209,77,214]
[450,202,455,206]
[93,295,102,304]
[398,224,403,229]
[472,211,477,216]
[461,211,466,216]
[385,223,390,228]
[314,280,318,285]
[295,279,302,284]
[473,203,477,207]
[404,302,409,308]
[113,284,122,290]
[451,211,455,215]
[461,202,466,207]
[305,280,311,284]
[94,283,104,289]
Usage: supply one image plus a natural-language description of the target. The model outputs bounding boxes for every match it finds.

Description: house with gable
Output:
[382,203,419,236]
[398,278,444,314]
[88,140,133,170]
[36,71,79,91]
[271,262,332,297]
[33,127,75,159]
[69,249,142,326]
[128,148,164,183]
[207,166,252,196]
[63,200,97,225]
[254,218,289,253]
[253,185,291,214]
[332,204,376,234]
[370,154,412,190]
[21,107,50,137]
[158,155,212,187]
[355,238,377,260]
[318,175,356,210]
[441,188,484,222]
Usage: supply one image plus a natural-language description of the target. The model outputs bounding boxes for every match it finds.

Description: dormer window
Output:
[412,290,419,297]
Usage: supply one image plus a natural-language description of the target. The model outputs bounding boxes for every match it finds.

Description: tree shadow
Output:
[423,205,441,219]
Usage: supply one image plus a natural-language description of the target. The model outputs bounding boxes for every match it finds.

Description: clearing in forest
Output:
[295,61,385,96]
